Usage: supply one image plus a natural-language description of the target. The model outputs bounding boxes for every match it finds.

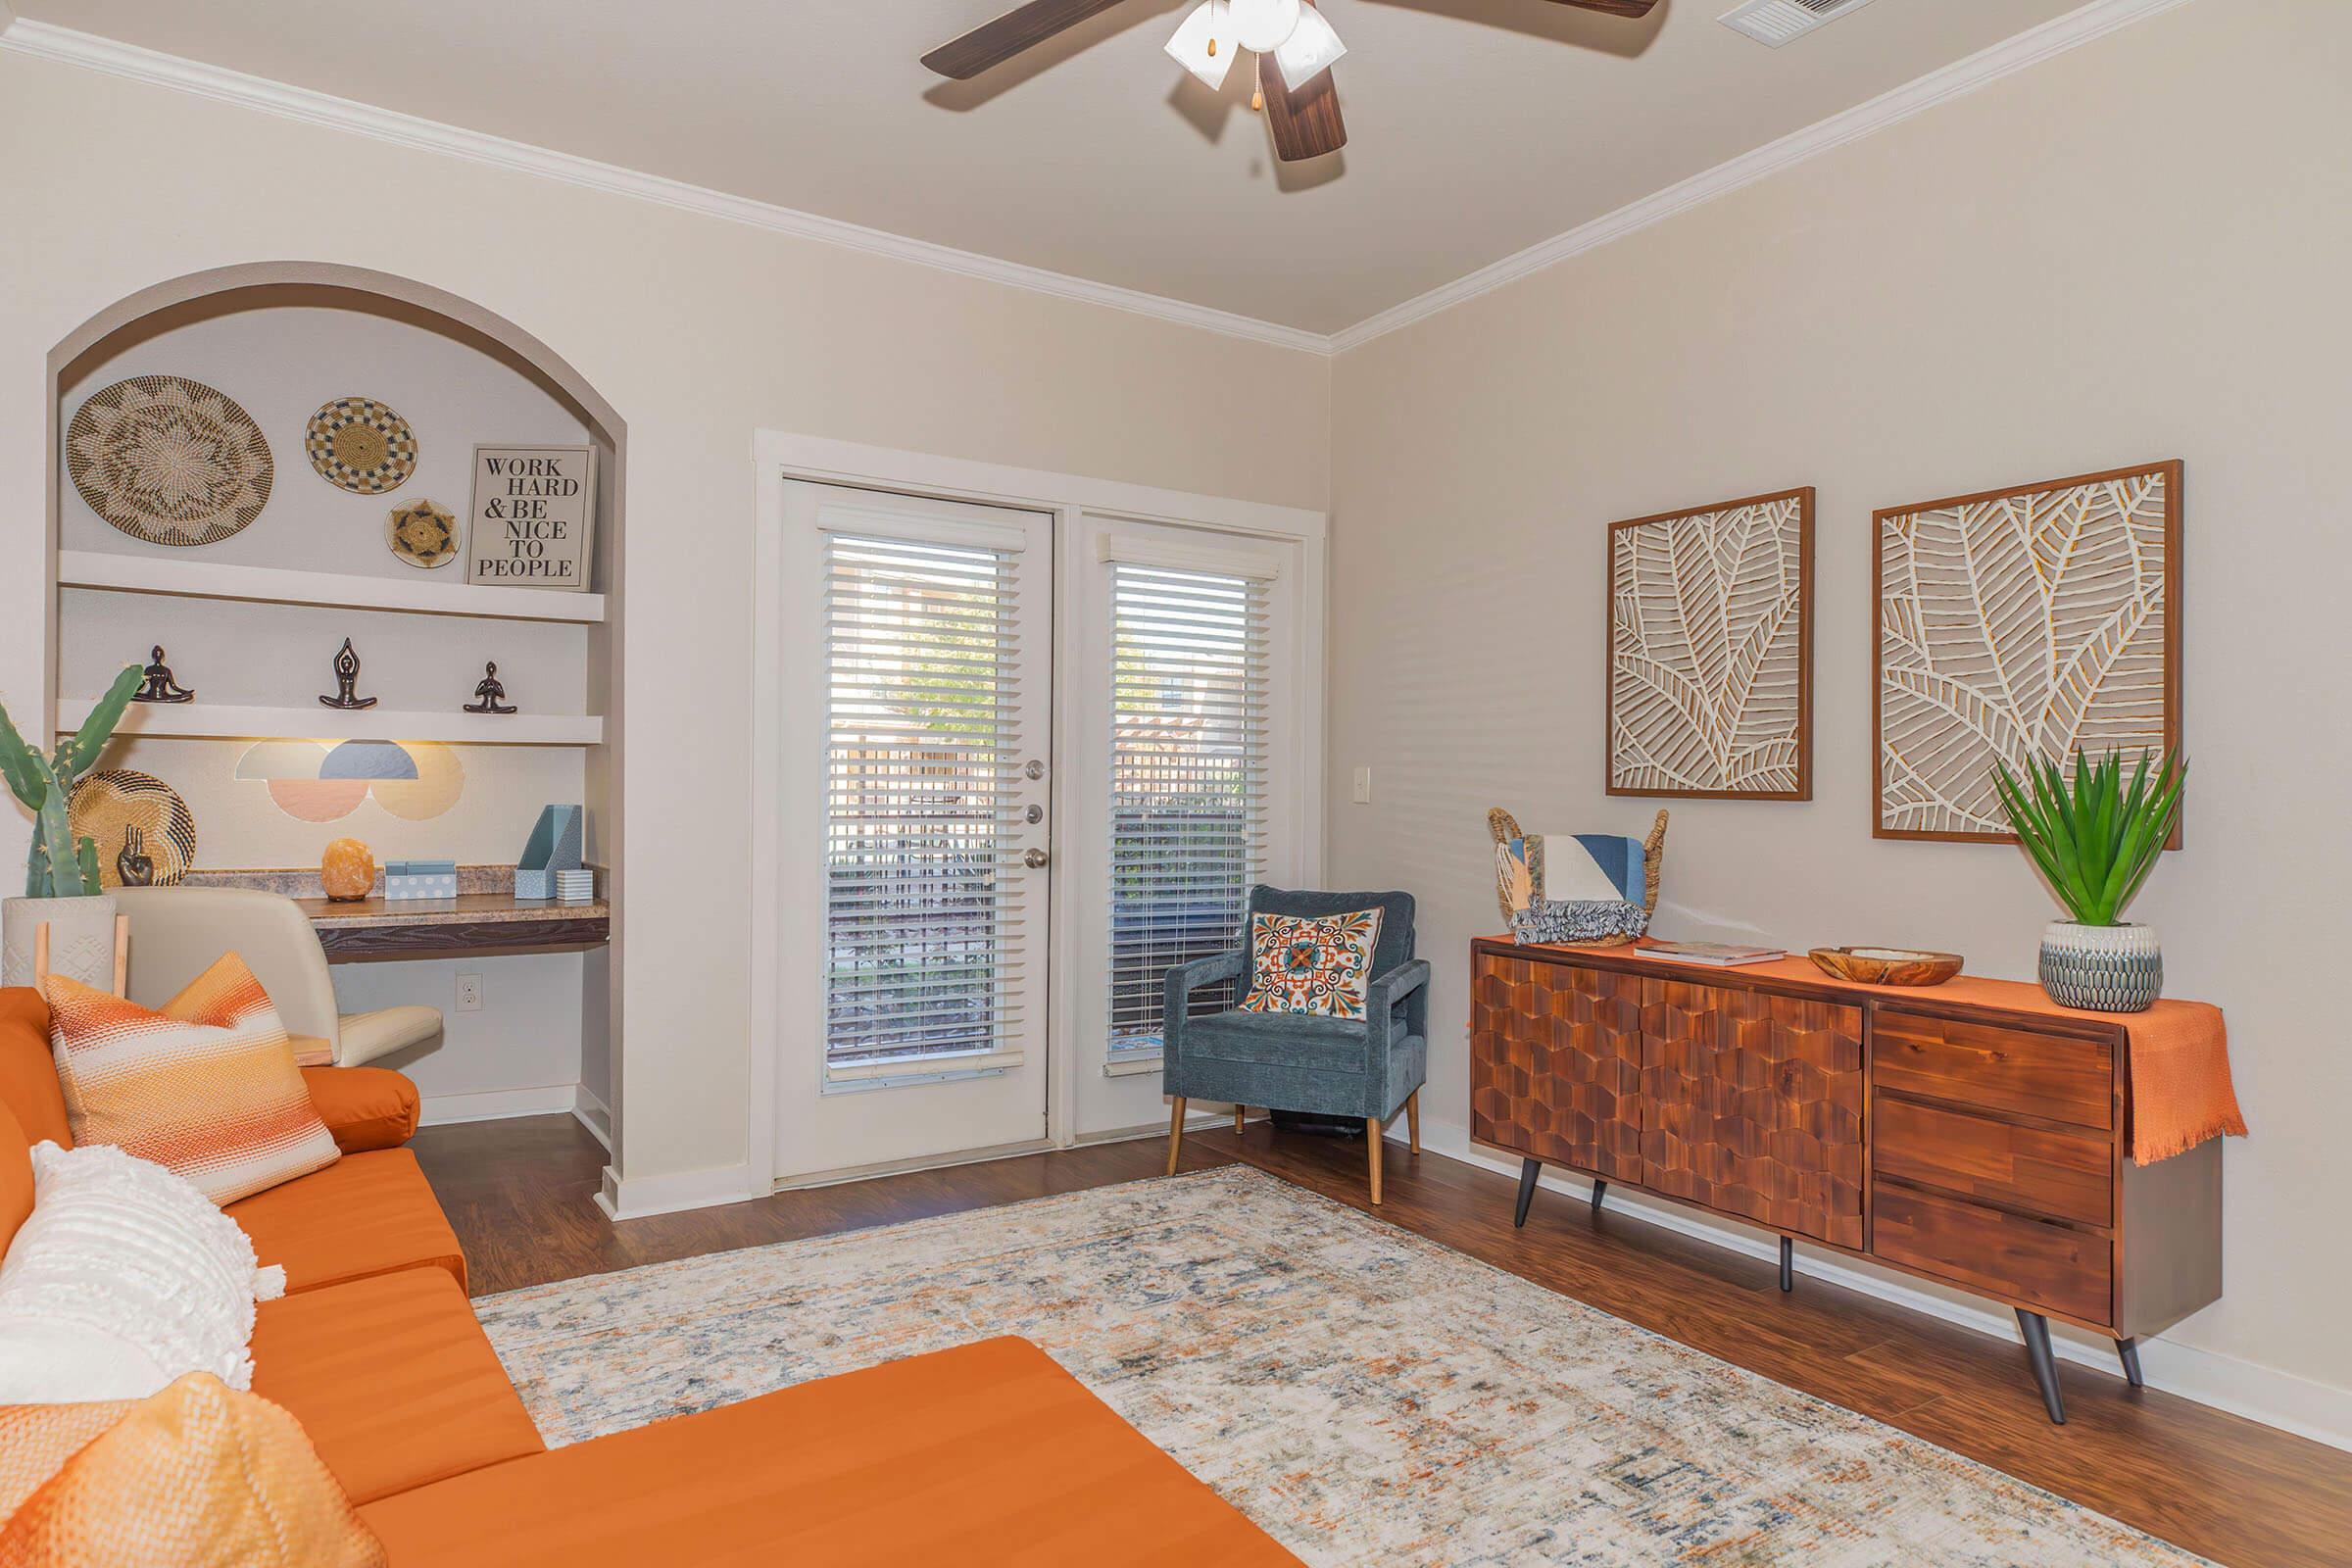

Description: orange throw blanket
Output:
[1562,944,2248,1164]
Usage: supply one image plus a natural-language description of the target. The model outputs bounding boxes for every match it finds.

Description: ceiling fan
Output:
[922,0,1660,162]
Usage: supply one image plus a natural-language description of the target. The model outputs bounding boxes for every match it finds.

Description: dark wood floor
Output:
[413,1116,2352,1568]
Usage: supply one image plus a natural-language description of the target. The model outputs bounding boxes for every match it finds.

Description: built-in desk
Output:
[295,892,611,962]
[183,867,611,962]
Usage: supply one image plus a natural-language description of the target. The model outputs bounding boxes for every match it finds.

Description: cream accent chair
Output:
[113,887,443,1068]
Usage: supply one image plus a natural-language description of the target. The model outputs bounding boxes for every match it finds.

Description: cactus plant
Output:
[0,664,144,898]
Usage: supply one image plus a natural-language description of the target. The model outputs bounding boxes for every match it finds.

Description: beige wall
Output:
[1328,0,2352,1415]
[0,52,1332,1192]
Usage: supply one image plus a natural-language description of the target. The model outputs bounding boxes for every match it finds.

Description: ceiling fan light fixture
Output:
[1228,0,1302,54]
[1165,1,1236,89]
[1273,5,1346,91]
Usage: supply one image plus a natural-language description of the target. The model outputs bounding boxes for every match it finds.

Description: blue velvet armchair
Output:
[1160,887,1429,1203]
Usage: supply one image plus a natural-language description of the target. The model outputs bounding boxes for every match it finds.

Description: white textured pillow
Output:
[0,1141,286,1401]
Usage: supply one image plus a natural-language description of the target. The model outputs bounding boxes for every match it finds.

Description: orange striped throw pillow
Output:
[41,954,339,1205]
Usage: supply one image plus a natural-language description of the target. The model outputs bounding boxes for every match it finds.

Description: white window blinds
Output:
[824,532,1028,1074]
[1106,562,1270,1053]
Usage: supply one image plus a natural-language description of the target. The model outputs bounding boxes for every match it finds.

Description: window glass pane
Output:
[1106,563,1269,1053]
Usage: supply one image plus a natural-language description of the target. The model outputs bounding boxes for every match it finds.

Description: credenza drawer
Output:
[1873,1184,2113,1326]
[1871,1010,2113,1130]
[1873,1096,2113,1227]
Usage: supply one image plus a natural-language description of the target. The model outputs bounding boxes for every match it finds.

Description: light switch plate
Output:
[1350,766,1373,805]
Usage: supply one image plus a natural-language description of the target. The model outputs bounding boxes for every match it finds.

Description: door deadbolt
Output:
[1023,760,1047,780]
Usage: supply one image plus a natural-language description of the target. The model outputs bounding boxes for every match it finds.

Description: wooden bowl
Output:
[1807,946,1964,987]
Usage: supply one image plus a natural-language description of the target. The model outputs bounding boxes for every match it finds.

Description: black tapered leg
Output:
[1779,1236,1794,1294]
[2117,1337,2145,1390]
[2018,1309,2067,1424]
[1513,1157,1542,1228]
[1591,1178,1607,1212]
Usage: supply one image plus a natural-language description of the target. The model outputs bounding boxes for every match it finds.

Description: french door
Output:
[759,453,1323,1189]
[769,482,1053,1183]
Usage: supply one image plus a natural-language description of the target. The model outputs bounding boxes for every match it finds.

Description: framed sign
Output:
[466,444,597,591]
[1606,487,1813,800]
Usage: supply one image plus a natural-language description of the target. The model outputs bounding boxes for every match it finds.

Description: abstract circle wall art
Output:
[305,397,418,494]
[67,375,274,546]
[236,739,465,823]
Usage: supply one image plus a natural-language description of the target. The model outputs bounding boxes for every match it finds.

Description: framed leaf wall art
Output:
[1874,460,2181,842]
[1607,487,1813,800]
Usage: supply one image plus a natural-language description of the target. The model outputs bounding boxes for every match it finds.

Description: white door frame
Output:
[749,430,1326,1192]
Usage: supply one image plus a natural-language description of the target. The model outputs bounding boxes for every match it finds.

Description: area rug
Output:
[477,1166,2207,1567]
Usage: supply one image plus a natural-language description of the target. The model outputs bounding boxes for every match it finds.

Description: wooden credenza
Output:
[1469,939,2222,1423]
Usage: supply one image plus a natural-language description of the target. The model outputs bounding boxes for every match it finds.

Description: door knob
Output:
[1023,848,1051,869]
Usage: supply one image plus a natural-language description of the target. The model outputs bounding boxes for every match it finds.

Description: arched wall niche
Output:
[43,260,629,1172]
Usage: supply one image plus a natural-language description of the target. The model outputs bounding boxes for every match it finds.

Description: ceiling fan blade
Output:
[1536,0,1660,15]
[1261,57,1347,163]
[921,0,1128,79]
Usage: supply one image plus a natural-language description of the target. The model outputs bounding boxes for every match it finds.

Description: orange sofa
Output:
[0,989,1299,1564]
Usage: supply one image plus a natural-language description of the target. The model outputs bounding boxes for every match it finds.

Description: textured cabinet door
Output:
[1470,954,1645,1180]
[1640,979,1866,1249]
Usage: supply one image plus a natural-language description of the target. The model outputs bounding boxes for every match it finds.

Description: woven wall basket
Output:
[70,769,198,888]
[67,375,274,547]
[306,396,418,494]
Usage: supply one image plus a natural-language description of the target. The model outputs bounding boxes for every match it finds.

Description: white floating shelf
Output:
[63,699,605,748]
[58,551,606,624]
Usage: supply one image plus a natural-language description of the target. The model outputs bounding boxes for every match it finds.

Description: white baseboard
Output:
[1402,1117,2352,1452]
[1075,1107,1251,1148]
[595,1160,761,1222]
[570,1083,612,1152]
[419,1083,582,1127]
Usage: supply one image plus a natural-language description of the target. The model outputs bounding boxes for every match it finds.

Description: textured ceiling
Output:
[15,0,2088,333]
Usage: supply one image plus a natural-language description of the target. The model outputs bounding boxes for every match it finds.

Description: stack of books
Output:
[1638,939,1785,967]
[555,868,595,905]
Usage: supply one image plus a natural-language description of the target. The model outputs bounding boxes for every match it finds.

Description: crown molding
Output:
[1327,0,2202,355]
[0,17,1330,357]
[1,0,2197,361]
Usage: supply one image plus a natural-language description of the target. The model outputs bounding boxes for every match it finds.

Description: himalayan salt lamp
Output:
[321,838,375,903]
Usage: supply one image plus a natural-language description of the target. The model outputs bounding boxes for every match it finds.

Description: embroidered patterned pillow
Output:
[1239,908,1385,1020]
[42,953,339,1206]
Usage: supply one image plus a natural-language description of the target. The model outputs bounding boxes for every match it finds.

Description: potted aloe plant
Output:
[1990,745,2185,1012]
[0,664,143,988]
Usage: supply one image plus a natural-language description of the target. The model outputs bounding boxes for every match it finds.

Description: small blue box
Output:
[384,859,459,901]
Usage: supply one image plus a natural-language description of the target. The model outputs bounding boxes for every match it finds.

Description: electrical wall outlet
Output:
[456,972,483,1013]
[1351,766,1374,804]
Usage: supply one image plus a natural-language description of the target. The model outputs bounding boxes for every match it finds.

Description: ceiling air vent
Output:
[1719,0,1883,47]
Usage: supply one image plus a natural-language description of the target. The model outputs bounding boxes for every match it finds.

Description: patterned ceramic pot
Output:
[1,894,120,989]
[2038,920,2162,1013]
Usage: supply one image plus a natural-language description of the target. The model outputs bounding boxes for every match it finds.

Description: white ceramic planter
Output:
[2038,920,2163,1012]
[1,894,121,990]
